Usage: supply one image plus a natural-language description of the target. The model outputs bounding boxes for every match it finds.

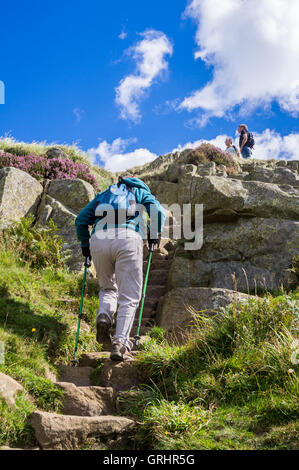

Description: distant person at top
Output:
[238,124,255,158]
[225,137,240,158]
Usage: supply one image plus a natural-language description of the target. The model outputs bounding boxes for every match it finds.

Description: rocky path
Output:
[131,238,175,336]
[28,238,175,450]
[1,238,175,451]
[30,352,146,450]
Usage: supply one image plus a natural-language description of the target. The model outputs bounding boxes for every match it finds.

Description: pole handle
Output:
[84,256,91,267]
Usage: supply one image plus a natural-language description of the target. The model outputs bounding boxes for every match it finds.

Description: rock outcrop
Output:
[29,357,143,450]
[45,148,67,159]
[0,153,298,334]
[129,153,299,331]
[147,160,299,221]
[169,218,299,292]
[1,152,298,450]
[30,411,135,450]
[157,287,253,335]
[0,372,24,407]
[36,178,95,271]
[133,155,298,290]
[0,167,43,228]
[57,382,115,416]
[98,357,145,393]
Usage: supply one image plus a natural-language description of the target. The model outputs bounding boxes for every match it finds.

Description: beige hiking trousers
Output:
[90,228,143,351]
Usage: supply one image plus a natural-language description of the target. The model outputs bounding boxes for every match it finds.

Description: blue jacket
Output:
[75,177,166,247]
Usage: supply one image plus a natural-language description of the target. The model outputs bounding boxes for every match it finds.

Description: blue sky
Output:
[1,0,299,171]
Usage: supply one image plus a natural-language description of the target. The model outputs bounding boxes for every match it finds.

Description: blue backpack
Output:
[95,182,136,222]
[247,132,255,149]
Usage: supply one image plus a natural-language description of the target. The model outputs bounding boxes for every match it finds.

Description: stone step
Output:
[79,352,110,368]
[30,411,136,450]
[145,285,167,299]
[144,238,175,253]
[143,250,168,261]
[130,336,152,352]
[0,446,40,451]
[131,328,151,339]
[58,365,93,387]
[79,351,139,367]
[95,356,146,393]
[134,312,156,325]
[132,325,152,335]
[133,319,155,329]
[133,321,153,331]
[143,269,169,280]
[134,309,155,320]
[143,259,172,270]
[56,382,115,416]
[109,318,154,341]
[0,372,24,407]
[138,297,158,310]
[135,305,155,317]
[108,327,152,344]
[147,269,169,286]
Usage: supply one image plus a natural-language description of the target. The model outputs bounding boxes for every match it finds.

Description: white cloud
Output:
[115,30,173,123]
[180,0,299,119]
[153,98,181,115]
[172,134,226,153]
[119,30,127,40]
[87,129,299,174]
[73,107,85,123]
[250,129,299,160]
[87,137,158,172]
[173,129,299,160]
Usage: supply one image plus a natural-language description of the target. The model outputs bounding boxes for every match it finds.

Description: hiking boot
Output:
[96,315,111,345]
[110,342,127,362]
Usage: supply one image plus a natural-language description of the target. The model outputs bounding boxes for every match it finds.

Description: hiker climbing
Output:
[238,123,255,158]
[75,175,166,362]
[225,137,240,158]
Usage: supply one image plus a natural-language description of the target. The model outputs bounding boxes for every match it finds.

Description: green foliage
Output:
[0,137,114,191]
[139,399,209,449]
[149,326,167,343]
[0,330,63,411]
[187,143,239,174]
[0,394,36,448]
[0,137,88,166]
[0,214,68,269]
[125,293,299,450]
[287,254,299,284]
[0,235,101,446]
[0,208,297,449]
[4,366,63,411]
[0,256,100,362]
[145,400,208,435]
[90,364,104,386]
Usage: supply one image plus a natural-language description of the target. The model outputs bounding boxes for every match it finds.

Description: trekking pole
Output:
[71,256,91,366]
[134,242,154,346]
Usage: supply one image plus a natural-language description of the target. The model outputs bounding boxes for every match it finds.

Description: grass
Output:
[0,394,36,448]
[120,293,299,450]
[0,136,114,191]
[1,214,68,268]
[0,218,101,447]
[0,216,298,450]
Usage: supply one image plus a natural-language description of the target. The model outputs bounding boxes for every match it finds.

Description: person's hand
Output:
[82,246,92,260]
[147,234,161,252]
